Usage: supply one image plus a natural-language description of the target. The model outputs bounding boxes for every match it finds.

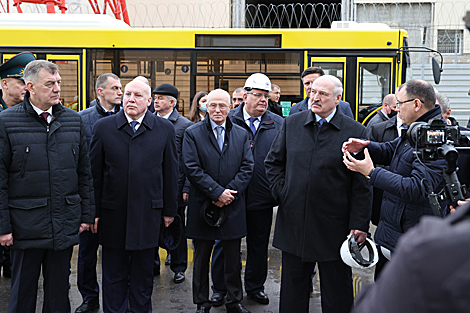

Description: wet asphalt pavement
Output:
[0,209,375,313]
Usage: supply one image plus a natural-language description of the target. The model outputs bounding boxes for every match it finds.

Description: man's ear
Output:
[335,94,342,104]
[26,81,35,94]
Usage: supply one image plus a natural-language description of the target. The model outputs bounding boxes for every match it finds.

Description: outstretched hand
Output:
[343,148,374,177]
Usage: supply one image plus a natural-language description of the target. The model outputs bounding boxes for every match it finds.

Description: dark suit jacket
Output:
[367,110,388,128]
[90,110,178,250]
[289,97,354,119]
[367,116,399,226]
[265,109,371,262]
[183,117,254,240]
[164,108,193,207]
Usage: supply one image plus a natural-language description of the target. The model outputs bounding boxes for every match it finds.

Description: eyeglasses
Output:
[396,98,421,108]
[247,92,270,100]
[208,103,230,110]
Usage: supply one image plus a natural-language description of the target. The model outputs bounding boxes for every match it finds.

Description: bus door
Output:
[356,57,393,124]
[47,54,83,112]
[309,56,350,112]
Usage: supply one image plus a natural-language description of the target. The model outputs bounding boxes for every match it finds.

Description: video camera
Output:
[408,119,470,215]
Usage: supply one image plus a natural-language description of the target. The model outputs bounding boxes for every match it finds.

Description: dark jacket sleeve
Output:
[367,137,400,166]
[77,119,95,223]
[369,156,446,204]
[89,122,104,218]
[0,121,12,234]
[162,125,178,217]
[225,132,254,194]
[183,129,226,202]
[264,120,287,203]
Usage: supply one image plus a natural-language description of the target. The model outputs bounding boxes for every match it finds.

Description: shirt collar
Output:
[124,112,145,126]
[242,106,261,122]
[30,101,53,116]
[396,115,403,128]
[210,118,226,130]
[315,107,336,123]
[158,111,172,119]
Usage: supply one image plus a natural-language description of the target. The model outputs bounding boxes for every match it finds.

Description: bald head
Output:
[382,94,397,115]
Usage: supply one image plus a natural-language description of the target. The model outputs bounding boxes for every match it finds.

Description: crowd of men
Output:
[0,51,469,313]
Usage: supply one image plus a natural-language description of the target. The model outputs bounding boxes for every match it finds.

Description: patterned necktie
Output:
[216,126,224,151]
[319,118,327,127]
[131,120,138,133]
[248,117,257,135]
[41,112,50,124]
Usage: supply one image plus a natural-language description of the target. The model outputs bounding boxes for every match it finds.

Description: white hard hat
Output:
[380,246,392,261]
[244,73,272,92]
[340,234,378,269]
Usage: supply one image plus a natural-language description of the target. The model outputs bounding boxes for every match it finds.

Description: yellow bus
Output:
[0,15,412,119]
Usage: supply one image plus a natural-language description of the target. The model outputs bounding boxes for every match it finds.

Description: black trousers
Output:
[102,247,154,313]
[373,246,389,281]
[245,207,273,293]
[77,230,100,301]
[193,239,242,309]
[280,251,353,313]
[211,208,272,294]
[8,247,73,313]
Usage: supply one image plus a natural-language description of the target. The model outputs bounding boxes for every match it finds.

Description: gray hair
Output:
[168,95,177,107]
[24,60,59,84]
[96,73,120,92]
[133,76,150,85]
[126,80,151,98]
[208,89,231,105]
[233,87,245,94]
[321,74,343,97]
[271,84,280,90]
[436,92,450,111]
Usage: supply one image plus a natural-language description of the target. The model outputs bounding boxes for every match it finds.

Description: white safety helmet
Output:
[244,73,272,92]
[380,246,392,261]
[340,234,378,269]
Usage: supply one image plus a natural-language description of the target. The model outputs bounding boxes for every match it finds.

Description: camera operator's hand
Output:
[343,148,375,177]
[450,199,470,214]
[342,138,370,154]
[349,229,367,243]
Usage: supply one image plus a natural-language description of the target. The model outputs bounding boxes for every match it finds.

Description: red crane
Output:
[3,0,130,25]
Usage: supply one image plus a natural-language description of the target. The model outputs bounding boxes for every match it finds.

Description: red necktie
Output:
[41,112,50,124]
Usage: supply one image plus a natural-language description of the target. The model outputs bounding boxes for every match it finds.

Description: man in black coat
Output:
[153,83,193,284]
[366,94,397,128]
[289,67,354,119]
[0,60,94,313]
[210,74,283,306]
[75,73,122,313]
[90,79,178,313]
[183,89,254,313]
[265,75,372,313]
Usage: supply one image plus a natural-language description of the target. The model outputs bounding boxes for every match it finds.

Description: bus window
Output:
[311,61,346,97]
[358,62,391,107]
[48,58,80,112]
[195,52,302,104]
[119,50,191,116]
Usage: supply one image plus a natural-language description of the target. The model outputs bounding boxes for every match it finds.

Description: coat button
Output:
[209,187,213,191]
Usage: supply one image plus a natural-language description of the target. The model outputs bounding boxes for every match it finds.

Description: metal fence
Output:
[1,1,469,61]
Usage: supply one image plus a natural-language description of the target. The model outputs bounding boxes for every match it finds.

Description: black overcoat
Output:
[164,108,193,206]
[90,110,178,250]
[265,108,372,262]
[183,117,254,240]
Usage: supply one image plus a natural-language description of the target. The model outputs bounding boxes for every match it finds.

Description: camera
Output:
[408,119,460,161]
[407,119,470,214]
